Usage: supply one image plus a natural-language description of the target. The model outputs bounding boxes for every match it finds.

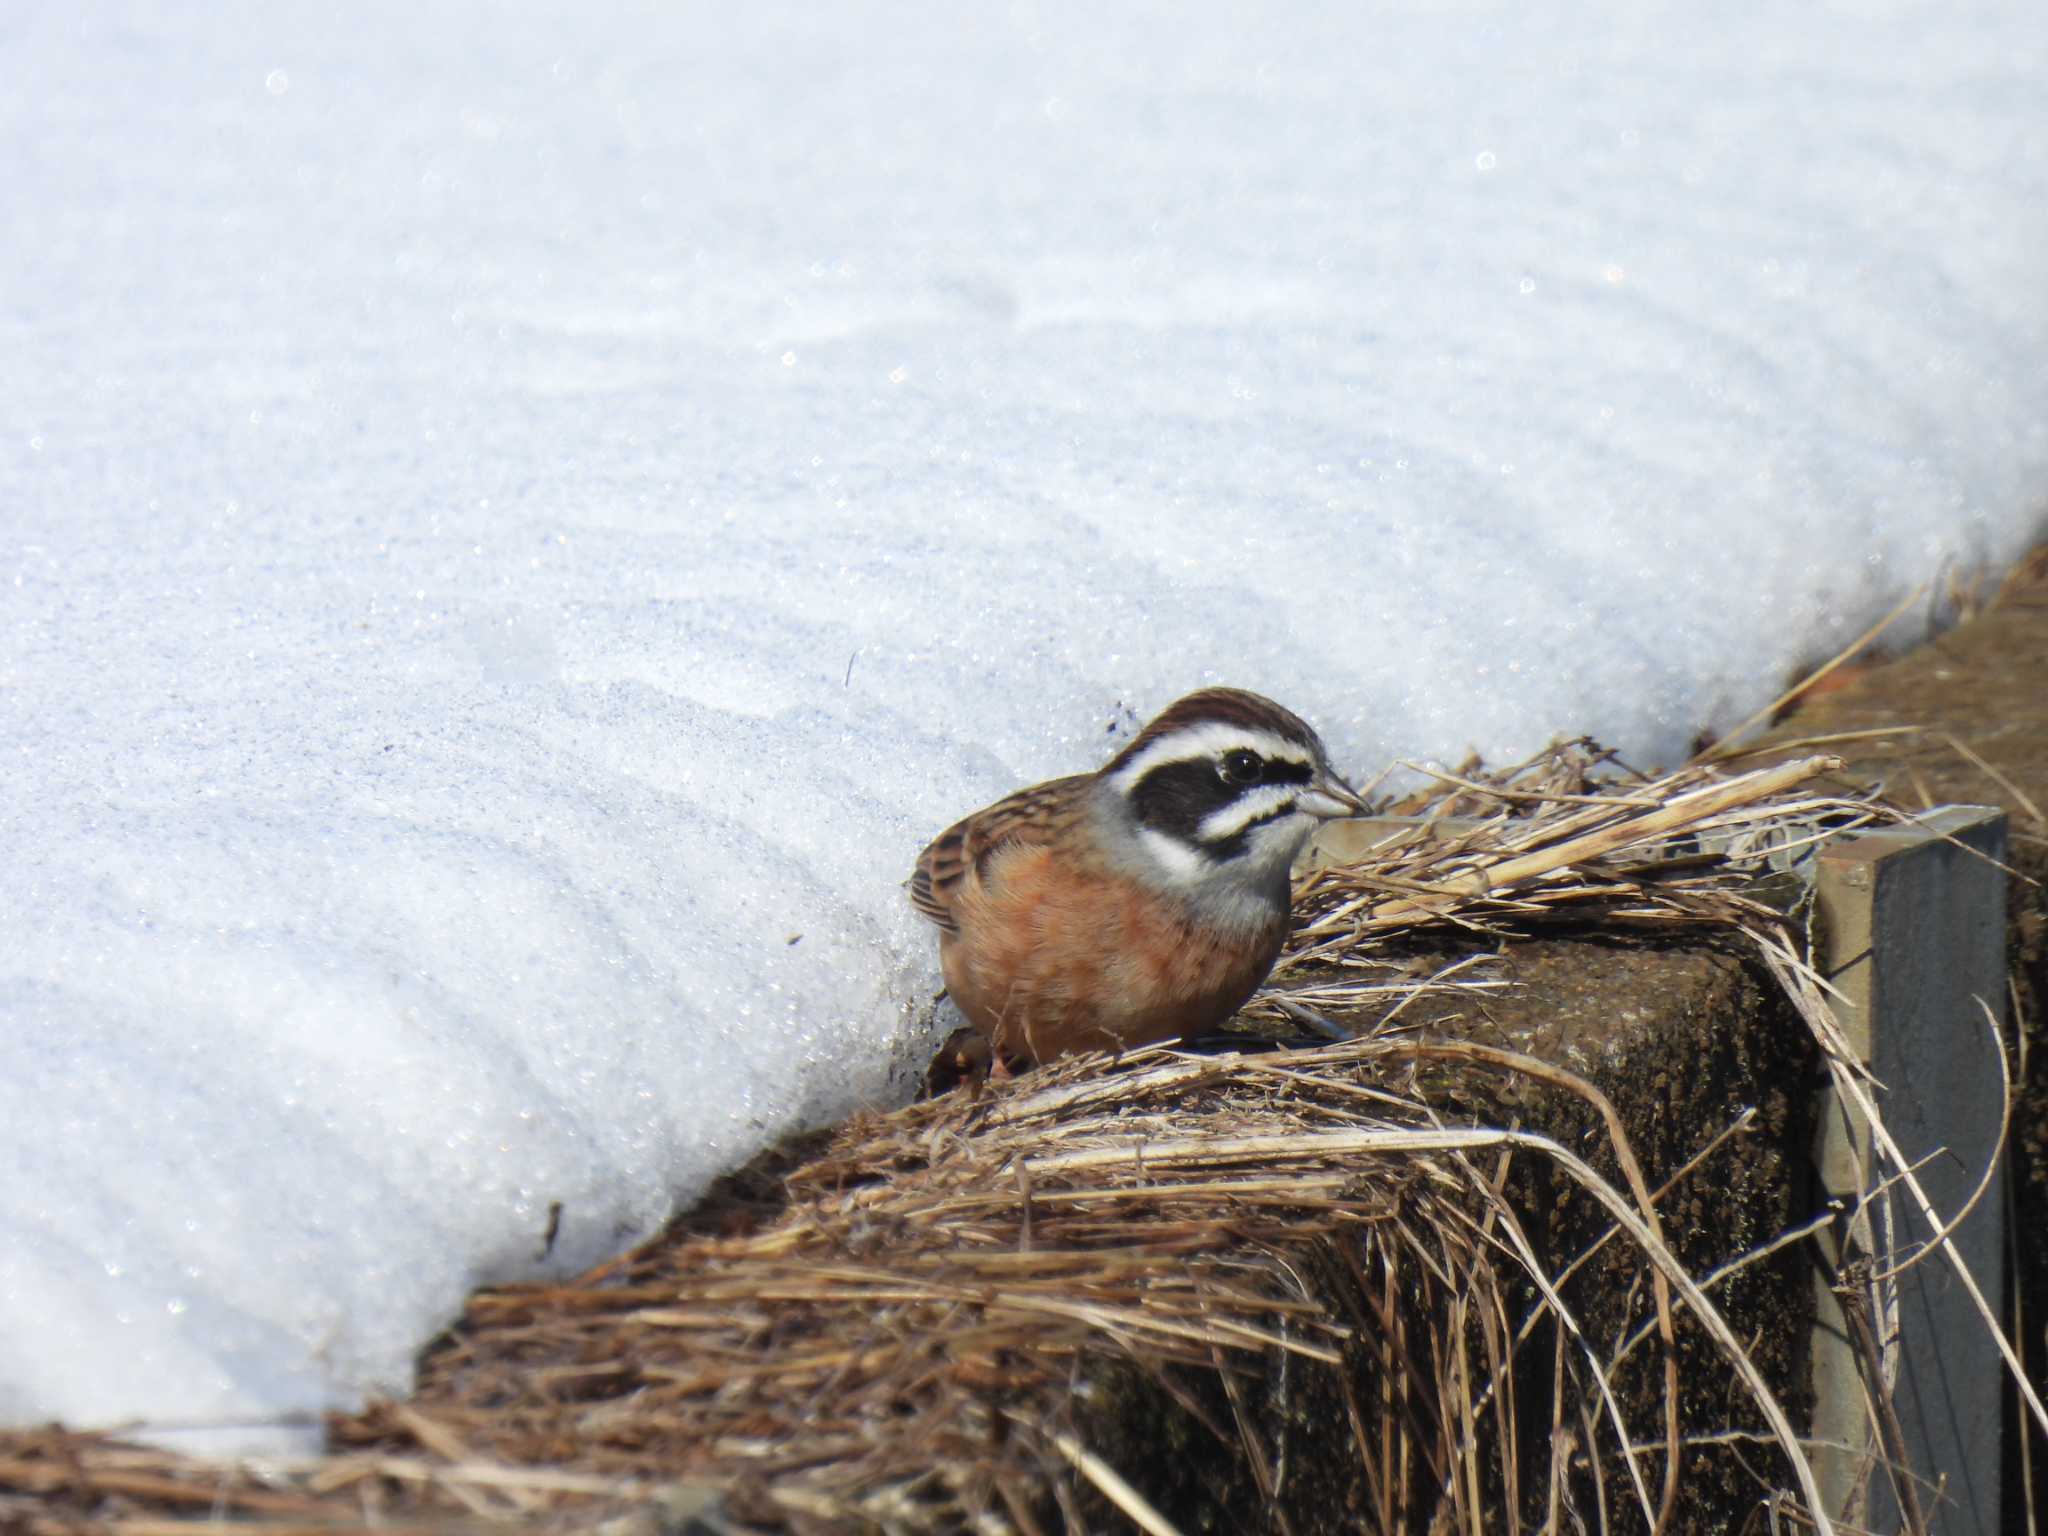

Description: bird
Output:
[909,687,1368,1068]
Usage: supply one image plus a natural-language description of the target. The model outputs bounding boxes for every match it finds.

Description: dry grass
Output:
[1,742,2023,1536]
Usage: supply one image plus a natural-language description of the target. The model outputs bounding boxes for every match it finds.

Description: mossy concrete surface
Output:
[1077,935,1818,1534]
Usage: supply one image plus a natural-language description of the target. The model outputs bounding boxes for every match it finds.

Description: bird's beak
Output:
[1296,772,1369,821]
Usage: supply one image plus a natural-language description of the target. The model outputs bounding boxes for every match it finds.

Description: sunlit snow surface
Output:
[3,0,2045,1439]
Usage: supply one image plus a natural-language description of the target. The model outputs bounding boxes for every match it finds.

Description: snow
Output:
[2,0,2045,1444]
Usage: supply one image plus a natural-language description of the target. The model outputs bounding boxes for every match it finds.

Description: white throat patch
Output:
[1133,822,1302,934]
[1134,826,1211,889]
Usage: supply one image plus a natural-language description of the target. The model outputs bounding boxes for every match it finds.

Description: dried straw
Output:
[1,741,2016,1536]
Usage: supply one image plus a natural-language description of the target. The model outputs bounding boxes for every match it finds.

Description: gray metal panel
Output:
[1813,805,2009,1533]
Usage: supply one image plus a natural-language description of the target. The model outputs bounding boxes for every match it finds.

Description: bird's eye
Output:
[1219,749,1264,786]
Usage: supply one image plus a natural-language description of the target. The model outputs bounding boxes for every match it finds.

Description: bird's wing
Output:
[908,775,1089,934]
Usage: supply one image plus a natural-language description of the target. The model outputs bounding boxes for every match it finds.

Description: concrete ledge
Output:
[1103,923,1826,1531]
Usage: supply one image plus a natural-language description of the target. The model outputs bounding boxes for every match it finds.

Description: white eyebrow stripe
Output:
[1197,783,1300,843]
[1108,724,1313,796]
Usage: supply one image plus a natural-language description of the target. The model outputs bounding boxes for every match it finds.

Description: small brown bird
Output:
[910,687,1367,1066]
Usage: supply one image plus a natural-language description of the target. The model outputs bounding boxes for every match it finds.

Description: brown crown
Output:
[1105,687,1327,774]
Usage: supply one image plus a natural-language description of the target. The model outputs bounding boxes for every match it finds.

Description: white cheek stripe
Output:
[1197,783,1299,843]
[1108,724,1313,796]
